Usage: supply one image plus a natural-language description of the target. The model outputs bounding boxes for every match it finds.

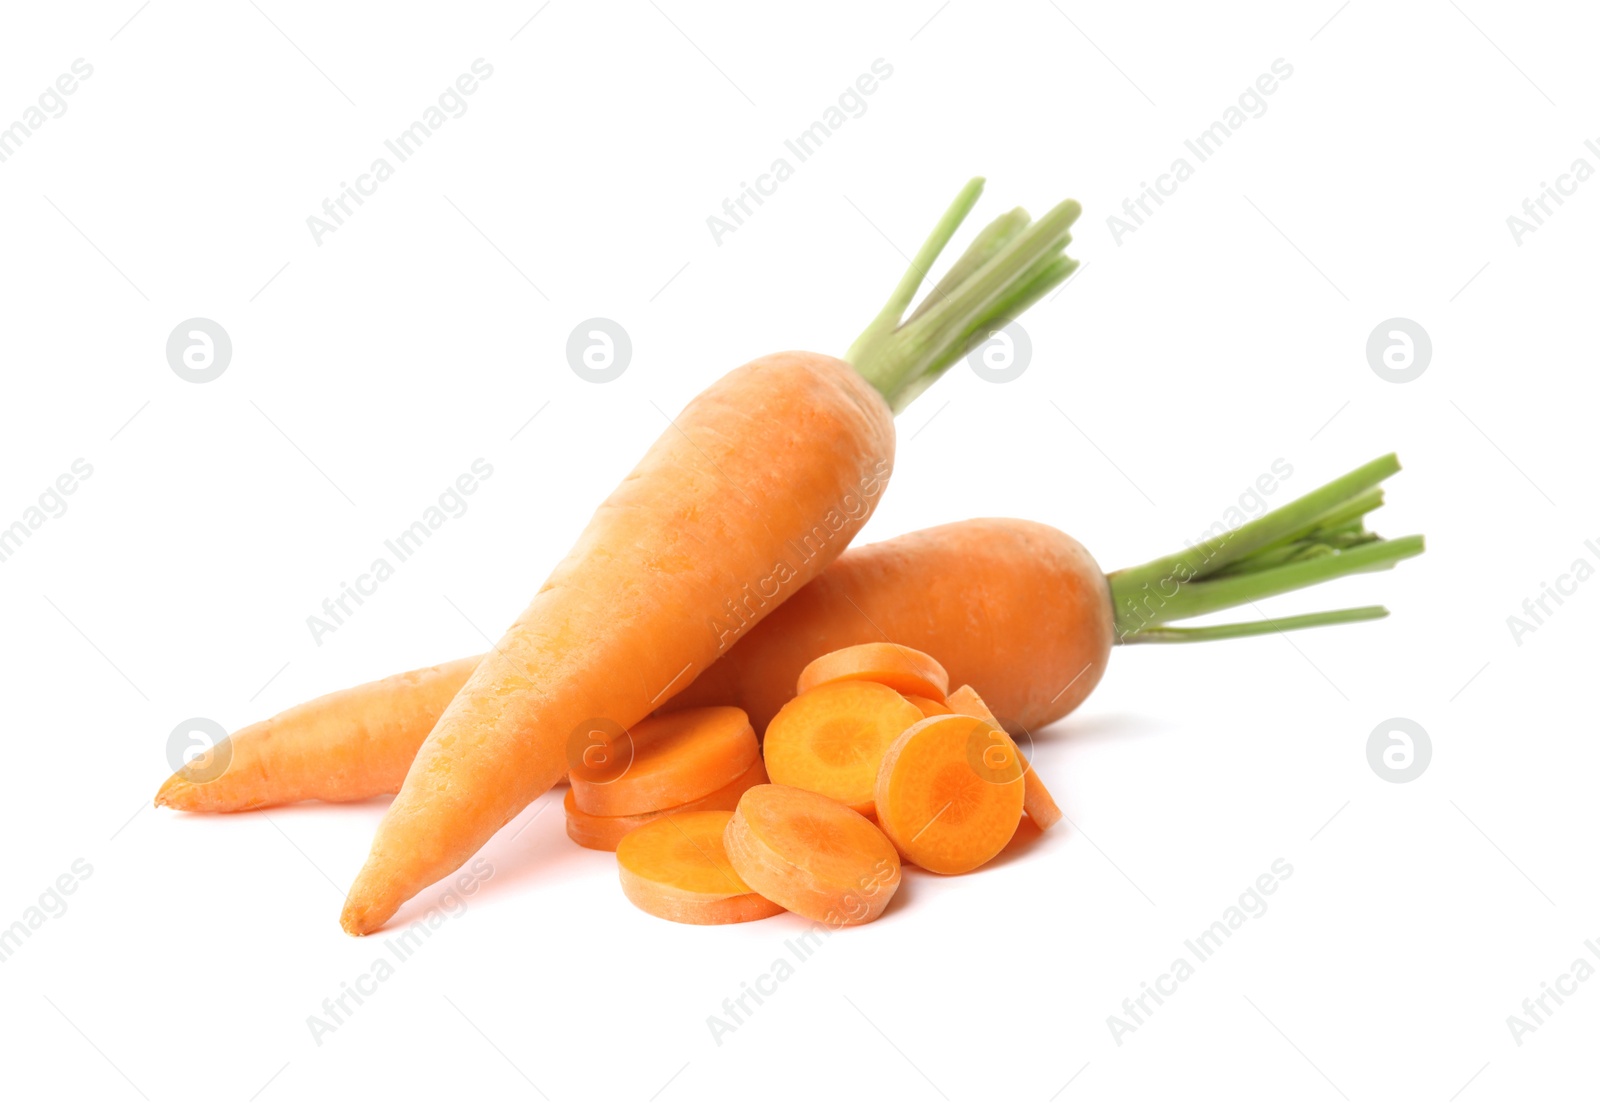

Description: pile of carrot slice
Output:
[590,643,1062,926]
[564,707,768,851]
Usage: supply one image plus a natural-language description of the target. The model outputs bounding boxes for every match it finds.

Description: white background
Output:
[1,1,1595,1100]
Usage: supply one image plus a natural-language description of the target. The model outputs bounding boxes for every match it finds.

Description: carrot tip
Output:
[153,776,188,810]
[339,890,380,936]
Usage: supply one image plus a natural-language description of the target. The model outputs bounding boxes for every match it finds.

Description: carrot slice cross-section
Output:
[945,684,1062,830]
[571,706,758,818]
[874,713,1025,874]
[762,681,924,814]
[565,758,768,852]
[616,810,785,925]
[796,642,949,701]
[724,784,901,926]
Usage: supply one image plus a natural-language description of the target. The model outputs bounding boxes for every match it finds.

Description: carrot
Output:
[616,811,785,925]
[796,642,949,701]
[569,706,759,818]
[154,656,478,812]
[162,460,1423,816]
[564,756,768,851]
[761,681,925,814]
[874,713,1025,874]
[724,785,901,926]
[905,695,951,718]
[677,457,1422,731]
[946,684,1062,830]
[340,179,1085,933]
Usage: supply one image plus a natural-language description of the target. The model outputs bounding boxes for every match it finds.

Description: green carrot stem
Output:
[887,253,1080,413]
[849,177,985,372]
[903,207,1030,325]
[1111,534,1424,636]
[1299,487,1385,537]
[849,181,1081,411]
[1120,606,1390,643]
[1211,525,1378,578]
[1219,487,1386,576]
[1107,454,1401,598]
[965,253,1079,345]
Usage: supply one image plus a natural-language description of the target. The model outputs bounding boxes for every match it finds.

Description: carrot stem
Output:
[902,207,1030,325]
[1111,454,1401,597]
[848,179,1082,412]
[1211,487,1385,578]
[850,177,986,369]
[1119,605,1390,643]
[1105,454,1424,642]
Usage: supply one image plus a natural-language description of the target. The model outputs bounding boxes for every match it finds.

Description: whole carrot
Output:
[339,179,1085,933]
[160,457,1421,815]
[677,457,1422,729]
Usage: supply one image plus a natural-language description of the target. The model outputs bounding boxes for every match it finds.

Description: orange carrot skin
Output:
[341,352,894,934]
[159,521,1108,814]
[154,656,480,812]
[673,519,1113,734]
[796,642,949,700]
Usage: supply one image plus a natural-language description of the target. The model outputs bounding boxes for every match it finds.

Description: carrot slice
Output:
[874,714,1024,874]
[796,642,949,701]
[564,757,768,852]
[945,685,1062,830]
[724,784,901,926]
[904,695,951,718]
[616,810,785,925]
[570,706,758,818]
[762,681,924,814]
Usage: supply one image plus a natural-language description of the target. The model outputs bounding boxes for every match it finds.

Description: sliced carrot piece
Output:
[874,713,1024,874]
[796,642,949,701]
[762,681,925,814]
[564,757,768,852]
[946,684,1062,830]
[616,810,785,925]
[571,706,758,818]
[724,784,901,926]
[904,695,951,718]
